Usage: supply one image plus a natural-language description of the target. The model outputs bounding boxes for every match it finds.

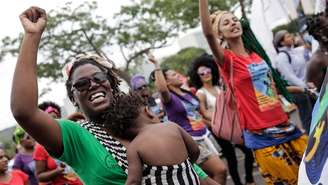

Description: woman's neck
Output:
[0,171,6,176]
[203,81,213,89]
[169,85,184,95]
[0,171,9,180]
[227,37,248,56]
[89,113,106,125]
[22,148,34,155]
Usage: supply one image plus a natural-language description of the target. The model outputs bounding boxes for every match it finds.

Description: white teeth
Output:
[92,96,105,103]
[90,92,105,101]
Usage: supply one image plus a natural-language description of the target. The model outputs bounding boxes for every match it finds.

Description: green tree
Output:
[0,0,239,81]
[115,0,238,72]
[1,1,115,80]
[3,141,15,158]
[160,47,206,75]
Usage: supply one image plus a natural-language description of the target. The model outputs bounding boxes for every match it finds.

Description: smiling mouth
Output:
[89,92,106,103]
[231,27,240,33]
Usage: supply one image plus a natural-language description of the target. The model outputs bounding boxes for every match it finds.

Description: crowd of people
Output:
[1,1,328,185]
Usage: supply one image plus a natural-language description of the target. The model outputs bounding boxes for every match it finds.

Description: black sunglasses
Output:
[72,72,108,92]
[136,84,148,91]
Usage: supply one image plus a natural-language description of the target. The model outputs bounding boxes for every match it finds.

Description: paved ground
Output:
[224,148,265,185]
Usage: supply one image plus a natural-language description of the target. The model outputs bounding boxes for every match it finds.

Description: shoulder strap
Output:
[80,121,128,174]
[170,89,198,105]
[279,50,292,64]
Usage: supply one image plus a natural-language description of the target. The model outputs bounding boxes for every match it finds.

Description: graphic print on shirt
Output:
[303,85,328,184]
[247,60,280,111]
[180,98,206,131]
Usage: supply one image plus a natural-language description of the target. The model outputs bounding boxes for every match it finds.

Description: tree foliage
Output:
[1,1,114,80]
[132,0,238,29]
[0,0,238,81]
[115,0,237,71]
[160,47,206,75]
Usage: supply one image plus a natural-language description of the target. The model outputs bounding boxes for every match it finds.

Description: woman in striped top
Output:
[105,93,200,185]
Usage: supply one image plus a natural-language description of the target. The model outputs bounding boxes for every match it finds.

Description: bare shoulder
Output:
[129,134,144,149]
[310,51,328,66]
[196,91,206,99]
[196,89,205,96]
[149,122,181,134]
[165,122,180,129]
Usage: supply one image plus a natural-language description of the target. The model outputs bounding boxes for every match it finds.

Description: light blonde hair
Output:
[209,10,230,39]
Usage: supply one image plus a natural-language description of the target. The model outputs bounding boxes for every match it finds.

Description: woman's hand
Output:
[19,6,47,34]
[11,6,62,157]
[147,52,160,68]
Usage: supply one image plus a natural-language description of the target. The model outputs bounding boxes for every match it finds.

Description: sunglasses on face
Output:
[198,69,212,76]
[136,85,148,91]
[72,72,108,92]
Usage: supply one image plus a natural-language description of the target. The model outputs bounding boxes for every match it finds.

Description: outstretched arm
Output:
[11,7,62,156]
[199,0,225,65]
[35,160,65,182]
[148,54,171,104]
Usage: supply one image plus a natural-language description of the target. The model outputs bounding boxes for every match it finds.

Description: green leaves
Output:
[1,1,114,80]
[161,47,206,75]
[0,0,239,80]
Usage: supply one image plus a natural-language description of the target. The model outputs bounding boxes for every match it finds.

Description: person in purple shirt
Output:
[12,127,38,185]
[148,53,227,185]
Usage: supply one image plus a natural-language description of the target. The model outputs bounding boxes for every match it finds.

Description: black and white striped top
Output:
[142,159,200,185]
[80,121,129,174]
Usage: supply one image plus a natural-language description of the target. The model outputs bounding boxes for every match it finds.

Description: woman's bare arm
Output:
[199,0,225,65]
[148,54,171,104]
[178,126,200,163]
[196,92,213,122]
[125,145,143,185]
[35,160,64,182]
[11,7,62,156]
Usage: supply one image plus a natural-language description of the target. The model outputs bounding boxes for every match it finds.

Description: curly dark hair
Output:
[65,58,121,104]
[104,93,147,140]
[149,68,170,82]
[38,101,61,114]
[307,10,327,42]
[188,53,220,89]
[38,101,61,112]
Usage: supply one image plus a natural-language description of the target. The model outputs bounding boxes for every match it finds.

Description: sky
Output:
[0,0,180,130]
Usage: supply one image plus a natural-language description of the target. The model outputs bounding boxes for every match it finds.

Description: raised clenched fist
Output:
[19,6,47,34]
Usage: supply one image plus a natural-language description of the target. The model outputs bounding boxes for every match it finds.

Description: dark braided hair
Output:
[104,93,147,139]
[65,58,121,103]
[188,53,220,90]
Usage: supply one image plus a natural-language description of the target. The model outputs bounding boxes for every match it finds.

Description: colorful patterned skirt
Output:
[253,135,308,185]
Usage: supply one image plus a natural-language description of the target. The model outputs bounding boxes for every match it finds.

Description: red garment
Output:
[0,170,28,185]
[220,50,288,131]
[33,144,83,185]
